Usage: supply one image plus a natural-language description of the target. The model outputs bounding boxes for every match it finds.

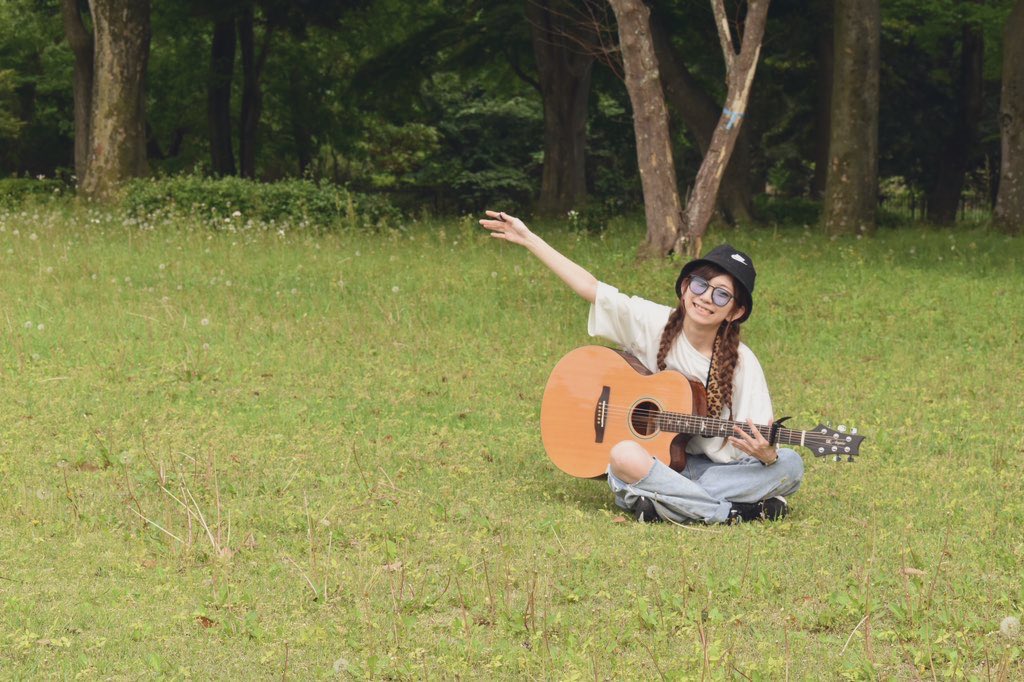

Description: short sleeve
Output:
[587,282,672,371]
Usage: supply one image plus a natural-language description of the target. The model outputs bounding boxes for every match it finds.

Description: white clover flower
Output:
[200,318,210,326]
[37,324,44,331]
[392,286,400,293]
[29,233,37,241]
[232,210,241,218]
[23,320,32,329]
[491,271,497,278]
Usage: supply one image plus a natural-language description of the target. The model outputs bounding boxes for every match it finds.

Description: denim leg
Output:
[607,459,733,524]
[692,448,804,504]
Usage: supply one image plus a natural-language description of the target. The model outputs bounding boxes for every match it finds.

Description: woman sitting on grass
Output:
[479,210,803,524]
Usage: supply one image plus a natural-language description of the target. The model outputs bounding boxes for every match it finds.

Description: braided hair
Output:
[656,264,750,417]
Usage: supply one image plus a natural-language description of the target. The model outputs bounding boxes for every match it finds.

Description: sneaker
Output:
[761,496,788,520]
[728,496,788,523]
[634,496,663,523]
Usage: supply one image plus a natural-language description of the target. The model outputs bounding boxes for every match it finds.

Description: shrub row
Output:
[120,176,402,229]
[0,175,403,229]
[0,177,67,206]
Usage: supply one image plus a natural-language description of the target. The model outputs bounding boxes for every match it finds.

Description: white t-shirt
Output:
[587,282,773,463]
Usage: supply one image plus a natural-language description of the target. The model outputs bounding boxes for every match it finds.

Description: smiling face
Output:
[681,267,747,328]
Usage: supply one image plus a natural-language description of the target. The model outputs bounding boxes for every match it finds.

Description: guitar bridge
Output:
[594,386,610,443]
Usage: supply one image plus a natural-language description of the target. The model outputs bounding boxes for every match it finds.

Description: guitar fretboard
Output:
[654,412,805,446]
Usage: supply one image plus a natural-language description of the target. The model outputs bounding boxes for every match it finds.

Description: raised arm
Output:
[479,211,598,304]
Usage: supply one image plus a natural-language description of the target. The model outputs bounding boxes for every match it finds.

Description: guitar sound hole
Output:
[630,400,661,437]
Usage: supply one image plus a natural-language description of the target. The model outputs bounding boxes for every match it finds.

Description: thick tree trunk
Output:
[80,0,150,199]
[61,0,93,185]
[811,0,833,199]
[238,7,271,179]
[822,0,879,237]
[651,19,755,225]
[608,0,683,258]
[527,0,593,217]
[994,0,1024,235]
[926,22,983,225]
[208,17,236,176]
[678,0,770,256]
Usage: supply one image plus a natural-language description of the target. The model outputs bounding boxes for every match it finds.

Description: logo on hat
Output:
[731,253,748,265]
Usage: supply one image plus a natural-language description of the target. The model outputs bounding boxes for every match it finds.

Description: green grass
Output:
[1,203,1022,679]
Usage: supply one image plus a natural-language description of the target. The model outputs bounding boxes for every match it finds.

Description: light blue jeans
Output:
[607,449,804,524]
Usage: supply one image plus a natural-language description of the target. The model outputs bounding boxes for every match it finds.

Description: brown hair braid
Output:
[656,264,748,417]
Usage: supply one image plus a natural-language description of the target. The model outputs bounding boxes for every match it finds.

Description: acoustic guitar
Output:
[540,345,864,478]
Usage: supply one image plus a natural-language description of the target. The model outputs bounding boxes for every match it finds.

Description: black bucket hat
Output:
[674,243,756,323]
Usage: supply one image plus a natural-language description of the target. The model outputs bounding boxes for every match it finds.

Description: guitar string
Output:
[589,404,848,443]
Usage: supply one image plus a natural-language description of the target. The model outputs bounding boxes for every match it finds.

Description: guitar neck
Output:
[656,413,805,447]
[654,411,861,458]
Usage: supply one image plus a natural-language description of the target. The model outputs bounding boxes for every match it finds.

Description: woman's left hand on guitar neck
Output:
[729,418,779,465]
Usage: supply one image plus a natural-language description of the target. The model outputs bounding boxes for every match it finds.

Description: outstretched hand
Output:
[479,211,532,247]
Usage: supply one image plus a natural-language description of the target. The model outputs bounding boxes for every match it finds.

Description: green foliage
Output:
[752,195,821,226]
[0,176,66,206]
[0,68,23,139]
[120,175,401,229]
[0,0,73,175]
[424,75,540,212]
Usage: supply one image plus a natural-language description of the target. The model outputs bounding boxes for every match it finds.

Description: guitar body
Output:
[540,346,708,478]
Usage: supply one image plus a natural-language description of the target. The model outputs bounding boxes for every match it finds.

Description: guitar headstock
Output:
[806,423,864,461]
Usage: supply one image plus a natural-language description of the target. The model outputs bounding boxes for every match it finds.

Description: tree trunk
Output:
[651,18,755,225]
[208,16,236,176]
[238,7,271,179]
[80,0,151,199]
[678,0,770,256]
[811,0,833,199]
[926,21,983,225]
[527,0,593,217]
[608,0,683,258]
[289,64,314,175]
[994,0,1024,235]
[61,0,93,185]
[822,0,879,237]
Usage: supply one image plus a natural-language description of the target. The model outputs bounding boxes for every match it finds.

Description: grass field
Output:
[1,203,1022,680]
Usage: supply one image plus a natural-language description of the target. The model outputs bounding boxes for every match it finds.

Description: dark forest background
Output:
[0,0,1019,229]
